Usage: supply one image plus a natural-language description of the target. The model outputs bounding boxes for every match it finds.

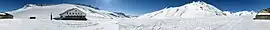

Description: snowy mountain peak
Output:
[25,4,37,7]
[191,1,207,5]
[137,1,224,19]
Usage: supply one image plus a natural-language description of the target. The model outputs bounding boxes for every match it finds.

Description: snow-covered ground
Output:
[0,19,119,30]
[0,1,268,30]
[0,19,21,30]
[1,16,270,30]
[120,16,254,30]
[252,20,270,30]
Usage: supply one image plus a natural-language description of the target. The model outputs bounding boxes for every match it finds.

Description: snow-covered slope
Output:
[137,1,224,19]
[6,4,129,20]
[231,11,257,16]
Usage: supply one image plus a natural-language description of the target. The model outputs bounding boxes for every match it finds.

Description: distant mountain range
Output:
[137,1,257,19]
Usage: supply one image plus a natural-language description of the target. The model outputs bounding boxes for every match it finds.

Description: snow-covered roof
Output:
[257,13,270,15]
[0,13,6,15]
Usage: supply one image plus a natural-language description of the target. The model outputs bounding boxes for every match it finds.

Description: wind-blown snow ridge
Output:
[137,1,224,19]
[6,4,130,20]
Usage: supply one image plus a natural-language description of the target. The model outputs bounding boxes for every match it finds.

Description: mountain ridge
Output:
[137,1,224,19]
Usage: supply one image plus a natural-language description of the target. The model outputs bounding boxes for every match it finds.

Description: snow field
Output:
[0,16,270,30]
[119,16,253,30]
[0,19,119,30]
[0,19,21,30]
[252,20,270,30]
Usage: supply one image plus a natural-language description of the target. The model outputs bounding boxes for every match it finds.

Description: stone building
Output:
[59,8,87,20]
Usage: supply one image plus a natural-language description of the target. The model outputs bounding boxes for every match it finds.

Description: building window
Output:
[72,13,74,14]
[30,17,36,19]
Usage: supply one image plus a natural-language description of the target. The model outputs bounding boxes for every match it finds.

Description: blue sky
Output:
[0,0,270,16]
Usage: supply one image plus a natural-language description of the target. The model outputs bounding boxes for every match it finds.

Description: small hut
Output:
[0,12,13,19]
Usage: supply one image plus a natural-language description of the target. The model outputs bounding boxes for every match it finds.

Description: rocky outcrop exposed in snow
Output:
[222,11,257,16]
[6,4,129,20]
[137,1,224,19]
[232,11,257,18]
[231,11,257,16]
[220,11,257,18]
[222,11,232,16]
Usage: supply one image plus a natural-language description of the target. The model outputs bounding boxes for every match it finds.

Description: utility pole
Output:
[50,13,52,20]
